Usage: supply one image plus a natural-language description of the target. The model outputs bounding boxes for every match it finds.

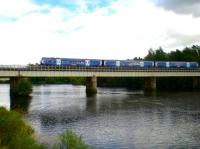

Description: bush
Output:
[0,107,45,149]
[16,79,32,96]
[53,130,93,149]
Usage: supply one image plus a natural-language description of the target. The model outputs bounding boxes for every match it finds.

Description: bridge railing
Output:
[0,65,200,72]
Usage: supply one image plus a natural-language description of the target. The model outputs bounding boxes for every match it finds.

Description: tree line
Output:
[145,45,200,63]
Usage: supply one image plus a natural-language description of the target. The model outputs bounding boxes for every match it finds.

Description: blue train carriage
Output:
[169,61,199,68]
[155,61,199,68]
[59,58,86,67]
[143,61,154,68]
[41,57,103,67]
[103,60,154,68]
[85,59,102,67]
[40,57,57,66]
[103,59,120,68]
[125,60,141,68]
[121,60,153,68]
[187,62,199,68]
[155,61,169,68]
[155,61,186,68]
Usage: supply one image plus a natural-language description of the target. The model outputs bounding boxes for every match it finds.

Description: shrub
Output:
[53,130,93,149]
[0,107,45,149]
[16,79,32,96]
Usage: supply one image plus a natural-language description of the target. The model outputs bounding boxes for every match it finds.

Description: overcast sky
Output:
[0,0,200,64]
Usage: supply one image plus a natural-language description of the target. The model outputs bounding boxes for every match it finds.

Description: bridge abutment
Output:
[144,77,156,91]
[86,76,97,95]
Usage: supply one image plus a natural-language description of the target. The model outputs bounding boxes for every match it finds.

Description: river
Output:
[1,84,200,148]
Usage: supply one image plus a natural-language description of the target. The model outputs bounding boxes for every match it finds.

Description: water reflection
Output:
[0,84,10,110]
[10,95,31,112]
[86,96,97,113]
[1,84,200,148]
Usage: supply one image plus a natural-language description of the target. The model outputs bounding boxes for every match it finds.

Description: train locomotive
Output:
[40,57,199,69]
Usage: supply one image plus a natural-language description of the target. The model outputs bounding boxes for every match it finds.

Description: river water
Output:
[1,84,200,148]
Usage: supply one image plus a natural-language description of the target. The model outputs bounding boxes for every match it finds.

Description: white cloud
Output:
[0,0,48,18]
[0,0,200,64]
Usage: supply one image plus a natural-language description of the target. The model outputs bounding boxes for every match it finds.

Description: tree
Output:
[16,79,32,96]
[145,48,155,60]
[145,47,168,61]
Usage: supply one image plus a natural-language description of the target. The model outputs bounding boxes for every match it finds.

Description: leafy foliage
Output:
[145,45,200,63]
[16,79,33,96]
[53,130,93,149]
[0,107,45,149]
[145,47,168,61]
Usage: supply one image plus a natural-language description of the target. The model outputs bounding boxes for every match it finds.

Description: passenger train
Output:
[40,57,199,69]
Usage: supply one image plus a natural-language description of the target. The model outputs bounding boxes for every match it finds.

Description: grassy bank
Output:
[0,107,93,149]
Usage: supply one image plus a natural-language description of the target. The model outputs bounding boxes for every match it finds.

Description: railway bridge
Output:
[0,65,200,94]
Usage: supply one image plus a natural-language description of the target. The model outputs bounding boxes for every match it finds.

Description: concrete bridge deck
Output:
[1,66,200,94]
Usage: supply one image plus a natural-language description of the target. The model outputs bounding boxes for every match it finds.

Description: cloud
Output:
[152,0,200,17]
[0,0,49,18]
[165,30,200,49]
[32,0,117,13]
[0,0,200,64]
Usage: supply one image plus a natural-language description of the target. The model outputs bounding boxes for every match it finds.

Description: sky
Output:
[0,0,200,64]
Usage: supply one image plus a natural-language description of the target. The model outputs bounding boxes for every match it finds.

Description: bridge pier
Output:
[193,77,200,89]
[86,76,97,95]
[144,77,156,91]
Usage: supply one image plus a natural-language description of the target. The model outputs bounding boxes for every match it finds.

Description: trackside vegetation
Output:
[0,107,93,149]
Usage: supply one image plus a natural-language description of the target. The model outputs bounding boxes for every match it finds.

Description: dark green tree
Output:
[145,47,168,61]
[16,79,33,96]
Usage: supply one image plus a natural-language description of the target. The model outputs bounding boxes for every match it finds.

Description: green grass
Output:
[53,130,93,149]
[0,107,45,149]
[0,107,93,149]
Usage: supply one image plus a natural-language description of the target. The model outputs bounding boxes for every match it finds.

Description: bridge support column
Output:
[144,77,156,91]
[86,76,97,95]
[193,77,200,89]
[10,77,28,95]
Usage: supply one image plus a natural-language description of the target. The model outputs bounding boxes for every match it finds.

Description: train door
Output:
[140,61,144,67]
[166,62,170,68]
[102,60,105,67]
[116,61,120,67]
[85,60,90,66]
[56,58,61,66]
[186,62,190,68]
